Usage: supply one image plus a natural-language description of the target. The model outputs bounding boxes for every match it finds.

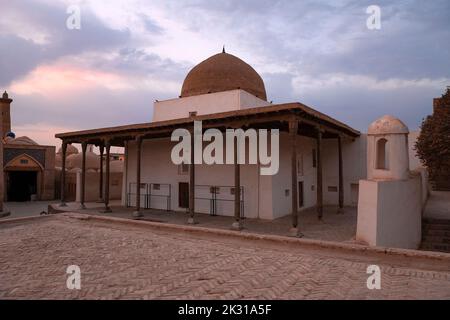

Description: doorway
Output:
[178,182,189,209]
[351,183,359,206]
[7,171,38,202]
[298,181,304,208]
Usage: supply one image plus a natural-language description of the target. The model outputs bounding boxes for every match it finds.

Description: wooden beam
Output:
[232,138,242,230]
[133,136,143,218]
[59,141,67,207]
[98,144,104,201]
[80,141,87,209]
[101,139,112,213]
[338,135,344,213]
[188,127,196,224]
[317,128,323,220]
[290,119,299,229]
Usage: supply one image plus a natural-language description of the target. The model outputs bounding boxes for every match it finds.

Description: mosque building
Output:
[0,91,55,202]
[54,50,428,248]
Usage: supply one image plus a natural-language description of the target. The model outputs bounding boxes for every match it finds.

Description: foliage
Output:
[415,87,450,184]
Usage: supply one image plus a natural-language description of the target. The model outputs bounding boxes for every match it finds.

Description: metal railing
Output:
[127,182,171,211]
[195,185,245,218]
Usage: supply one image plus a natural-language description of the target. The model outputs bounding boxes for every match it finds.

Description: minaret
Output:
[0,91,12,135]
[0,91,10,216]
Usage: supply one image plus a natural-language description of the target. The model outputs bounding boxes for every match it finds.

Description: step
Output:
[422,235,450,244]
[421,229,450,238]
[423,218,450,226]
[422,224,450,231]
[420,243,450,253]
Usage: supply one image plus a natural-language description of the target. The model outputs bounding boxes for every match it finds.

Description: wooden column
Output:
[289,120,299,235]
[80,141,87,209]
[316,128,323,219]
[60,142,68,207]
[101,139,112,213]
[188,127,196,224]
[232,139,242,230]
[133,136,143,218]
[338,135,344,213]
[124,141,128,206]
[98,144,104,202]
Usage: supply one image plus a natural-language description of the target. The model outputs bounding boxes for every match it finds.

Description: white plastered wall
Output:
[152,90,270,122]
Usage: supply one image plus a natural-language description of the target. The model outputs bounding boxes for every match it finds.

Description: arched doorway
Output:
[4,154,43,202]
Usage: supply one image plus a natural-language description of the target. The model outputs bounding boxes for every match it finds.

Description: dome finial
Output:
[2,91,8,99]
[222,45,225,54]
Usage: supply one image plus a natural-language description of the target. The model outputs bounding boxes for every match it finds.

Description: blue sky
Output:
[1,0,449,147]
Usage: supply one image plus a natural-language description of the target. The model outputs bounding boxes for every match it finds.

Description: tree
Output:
[415,87,450,190]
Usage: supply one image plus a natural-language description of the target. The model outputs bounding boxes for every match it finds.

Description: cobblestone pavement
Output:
[0,215,449,300]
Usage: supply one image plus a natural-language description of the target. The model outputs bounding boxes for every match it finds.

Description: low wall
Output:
[356,172,424,249]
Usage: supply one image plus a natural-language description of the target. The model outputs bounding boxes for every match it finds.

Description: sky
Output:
[1,0,449,149]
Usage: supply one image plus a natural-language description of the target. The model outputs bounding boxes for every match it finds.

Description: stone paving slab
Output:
[0,214,449,300]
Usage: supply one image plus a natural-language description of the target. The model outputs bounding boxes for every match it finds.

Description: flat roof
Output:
[55,102,360,143]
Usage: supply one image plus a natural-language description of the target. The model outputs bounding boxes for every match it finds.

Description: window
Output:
[376,138,389,170]
[328,186,338,192]
[285,189,290,197]
[20,159,29,164]
[312,149,317,168]
[153,184,160,190]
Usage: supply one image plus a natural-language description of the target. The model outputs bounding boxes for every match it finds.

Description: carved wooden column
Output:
[80,141,87,209]
[101,139,112,213]
[317,128,323,219]
[98,144,104,202]
[133,136,143,218]
[231,139,242,230]
[60,142,68,207]
[289,120,301,236]
[338,135,344,213]
[188,127,196,224]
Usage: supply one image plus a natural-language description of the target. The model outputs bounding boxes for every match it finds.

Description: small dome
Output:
[66,151,100,171]
[6,136,38,146]
[181,51,267,100]
[368,115,409,135]
[57,144,79,155]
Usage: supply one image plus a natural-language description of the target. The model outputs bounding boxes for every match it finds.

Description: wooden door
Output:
[298,181,304,208]
[178,182,189,209]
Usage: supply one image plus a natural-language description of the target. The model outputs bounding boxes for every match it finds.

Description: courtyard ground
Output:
[0,213,449,299]
[3,200,59,218]
[52,201,357,242]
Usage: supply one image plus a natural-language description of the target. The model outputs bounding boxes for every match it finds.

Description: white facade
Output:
[124,89,424,222]
[153,89,270,122]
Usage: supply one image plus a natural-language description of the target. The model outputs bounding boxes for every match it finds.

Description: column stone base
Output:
[100,207,112,214]
[0,211,11,218]
[231,221,242,231]
[187,217,197,225]
[79,204,86,210]
[289,227,304,238]
[132,211,144,219]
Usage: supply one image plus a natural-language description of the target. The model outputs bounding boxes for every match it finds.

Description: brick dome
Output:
[181,51,267,100]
